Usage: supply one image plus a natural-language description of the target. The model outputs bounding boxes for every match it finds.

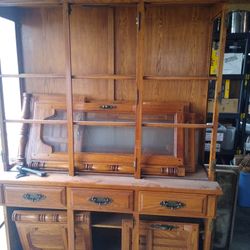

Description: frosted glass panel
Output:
[142,127,174,155]
[79,126,135,153]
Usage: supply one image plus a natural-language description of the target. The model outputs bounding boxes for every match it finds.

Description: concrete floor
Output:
[230,206,250,250]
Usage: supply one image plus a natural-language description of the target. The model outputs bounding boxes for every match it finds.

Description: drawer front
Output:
[0,185,3,205]
[140,221,199,250]
[139,191,207,217]
[70,188,133,212]
[4,185,66,209]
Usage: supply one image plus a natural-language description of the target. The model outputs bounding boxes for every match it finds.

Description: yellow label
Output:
[210,45,218,75]
[224,80,230,99]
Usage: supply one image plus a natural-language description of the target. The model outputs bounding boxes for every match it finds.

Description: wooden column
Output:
[134,0,144,179]
[63,2,74,176]
[16,93,31,166]
[209,6,227,181]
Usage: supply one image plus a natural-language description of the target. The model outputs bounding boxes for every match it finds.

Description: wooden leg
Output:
[203,218,214,250]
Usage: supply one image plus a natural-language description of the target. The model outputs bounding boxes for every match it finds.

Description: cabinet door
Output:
[122,220,199,250]
[12,210,92,250]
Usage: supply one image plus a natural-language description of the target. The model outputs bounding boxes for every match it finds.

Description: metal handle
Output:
[89,196,113,206]
[160,200,185,210]
[150,224,179,231]
[23,193,46,202]
[99,105,116,110]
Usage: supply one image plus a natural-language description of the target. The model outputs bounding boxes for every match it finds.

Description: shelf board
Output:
[144,76,217,81]
[142,122,212,129]
[92,213,132,229]
[72,75,136,80]
[74,121,135,127]
[5,119,67,125]
[0,74,65,79]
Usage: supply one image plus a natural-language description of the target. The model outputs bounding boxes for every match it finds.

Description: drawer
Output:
[70,188,133,212]
[138,191,207,217]
[4,185,66,209]
[0,185,3,205]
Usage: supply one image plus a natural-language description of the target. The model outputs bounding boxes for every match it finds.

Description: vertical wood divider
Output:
[63,3,75,249]
[108,7,115,100]
[208,6,227,181]
[133,190,140,250]
[134,0,144,179]
[67,188,75,250]
[63,2,75,177]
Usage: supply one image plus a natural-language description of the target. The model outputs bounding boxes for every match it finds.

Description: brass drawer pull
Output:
[23,193,46,202]
[89,196,113,206]
[160,200,185,210]
[99,105,116,110]
[150,224,179,231]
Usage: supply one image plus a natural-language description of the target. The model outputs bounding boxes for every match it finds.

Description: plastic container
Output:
[221,126,236,151]
[238,172,250,207]
[228,11,250,33]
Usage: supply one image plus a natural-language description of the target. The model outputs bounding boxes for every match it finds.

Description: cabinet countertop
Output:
[0,170,222,195]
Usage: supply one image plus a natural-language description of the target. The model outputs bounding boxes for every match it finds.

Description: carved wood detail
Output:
[17,93,31,165]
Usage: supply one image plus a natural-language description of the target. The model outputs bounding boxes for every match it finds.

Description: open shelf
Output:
[143,76,217,81]
[72,75,136,80]
[74,121,135,127]
[92,213,132,229]
[5,119,67,125]
[0,74,65,79]
[142,122,213,129]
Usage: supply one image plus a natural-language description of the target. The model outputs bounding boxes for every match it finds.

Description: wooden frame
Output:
[0,1,227,179]
[16,93,199,177]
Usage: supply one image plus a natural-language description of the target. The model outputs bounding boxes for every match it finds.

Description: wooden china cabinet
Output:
[0,0,232,249]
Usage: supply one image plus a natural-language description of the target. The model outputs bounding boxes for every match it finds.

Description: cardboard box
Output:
[210,49,244,75]
[207,99,238,113]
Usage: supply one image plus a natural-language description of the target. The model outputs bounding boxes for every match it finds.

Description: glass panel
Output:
[42,110,135,154]
[77,126,134,154]
[142,127,174,155]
